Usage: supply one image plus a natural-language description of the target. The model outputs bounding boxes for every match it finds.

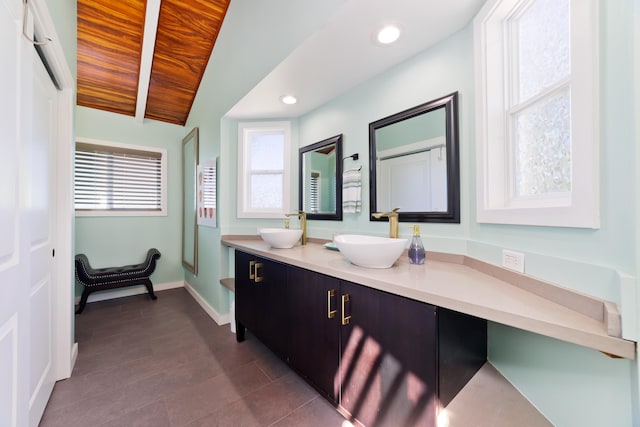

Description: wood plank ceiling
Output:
[77,0,230,125]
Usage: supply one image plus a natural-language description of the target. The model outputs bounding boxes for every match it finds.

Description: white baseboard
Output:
[183,281,230,326]
[75,280,184,304]
[75,279,230,327]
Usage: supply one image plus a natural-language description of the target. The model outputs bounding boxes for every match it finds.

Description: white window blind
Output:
[75,141,166,214]
[202,165,216,212]
[197,160,217,227]
[309,171,320,213]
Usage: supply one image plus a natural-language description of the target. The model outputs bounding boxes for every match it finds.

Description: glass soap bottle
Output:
[408,225,425,265]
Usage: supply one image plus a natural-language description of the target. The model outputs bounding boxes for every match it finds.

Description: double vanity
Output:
[222,235,634,427]
[230,239,486,427]
[218,91,634,426]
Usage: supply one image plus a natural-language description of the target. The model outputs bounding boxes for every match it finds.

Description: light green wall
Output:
[51,0,640,423]
[297,26,473,249]
[293,3,639,425]
[220,118,301,234]
[74,107,186,290]
[489,323,633,427]
[182,0,345,314]
[46,0,185,293]
[45,0,76,78]
[475,3,638,425]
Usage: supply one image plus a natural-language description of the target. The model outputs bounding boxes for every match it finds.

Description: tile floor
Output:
[40,288,348,427]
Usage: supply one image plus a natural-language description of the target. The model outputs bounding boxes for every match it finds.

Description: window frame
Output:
[74,138,168,217]
[474,0,600,228]
[237,121,291,219]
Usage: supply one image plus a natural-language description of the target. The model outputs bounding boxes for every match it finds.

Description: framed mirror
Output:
[299,134,343,220]
[369,92,460,223]
[182,127,199,274]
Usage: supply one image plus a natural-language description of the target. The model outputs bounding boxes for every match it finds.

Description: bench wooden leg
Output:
[76,288,91,314]
[143,279,158,300]
[76,279,157,314]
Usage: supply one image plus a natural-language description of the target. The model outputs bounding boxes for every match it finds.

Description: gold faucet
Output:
[285,210,307,245]
[372,208,400,238]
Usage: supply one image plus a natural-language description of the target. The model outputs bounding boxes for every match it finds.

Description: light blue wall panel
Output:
[74,107,186,290]
[293,2,639,424]
[180,0,345,314]
[489,323,633,427]
[298,26,474,246]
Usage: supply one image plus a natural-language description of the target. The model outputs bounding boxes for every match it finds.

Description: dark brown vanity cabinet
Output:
[338,280,438,426]
[235,250,486,427]
[234,250,288,359]
[287,267,341,402]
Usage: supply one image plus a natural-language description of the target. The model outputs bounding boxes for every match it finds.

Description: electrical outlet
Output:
[502,249,525,273]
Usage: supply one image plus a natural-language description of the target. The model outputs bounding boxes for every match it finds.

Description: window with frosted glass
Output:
[247,131,285,209]
[509,0,571,198]
[475,0,598,228]
[238,121,291,218]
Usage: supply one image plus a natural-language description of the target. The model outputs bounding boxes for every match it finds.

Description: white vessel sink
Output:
[259,228,303,249]
[334,234,407,268]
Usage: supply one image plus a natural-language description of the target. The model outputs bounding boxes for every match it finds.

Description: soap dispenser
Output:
[408,225,425,265]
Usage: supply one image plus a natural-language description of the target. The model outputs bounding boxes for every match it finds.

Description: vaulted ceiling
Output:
[77,0,230,125]
[77,0,485,125]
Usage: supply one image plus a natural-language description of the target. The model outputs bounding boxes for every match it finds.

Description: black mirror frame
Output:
[299,134,343,221]
[369,92,460,223]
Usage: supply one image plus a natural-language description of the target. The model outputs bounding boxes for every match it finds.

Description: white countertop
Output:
[222,237,635,359]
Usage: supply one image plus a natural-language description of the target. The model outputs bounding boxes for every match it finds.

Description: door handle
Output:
[254,262,264,283]
[249,261,256,280]
[341,294,351,325]
[327,289,336,319]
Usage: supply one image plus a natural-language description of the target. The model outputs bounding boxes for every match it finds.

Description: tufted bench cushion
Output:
[75,248,161,313]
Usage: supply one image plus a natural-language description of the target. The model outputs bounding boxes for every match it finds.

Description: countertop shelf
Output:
[222,236,636,359]
[219,277,235,292]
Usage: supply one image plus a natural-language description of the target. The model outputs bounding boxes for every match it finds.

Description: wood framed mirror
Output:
[369,92,460,223]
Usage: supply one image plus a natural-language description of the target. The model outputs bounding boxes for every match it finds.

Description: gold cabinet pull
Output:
[254,262,264,283]
[327,289,336,319]
[249,261,255,280]
[341,294,351,325]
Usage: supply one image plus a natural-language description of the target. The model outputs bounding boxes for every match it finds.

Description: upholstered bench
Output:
[75,248,161,314]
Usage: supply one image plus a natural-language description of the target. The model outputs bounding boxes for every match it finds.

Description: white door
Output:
[0,1,57,426]
[0,4,29,427]
[28,48,58,426]
[379,151,431,211]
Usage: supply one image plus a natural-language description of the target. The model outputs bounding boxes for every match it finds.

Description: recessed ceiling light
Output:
[281,95,297,105]
[377,25,400,45]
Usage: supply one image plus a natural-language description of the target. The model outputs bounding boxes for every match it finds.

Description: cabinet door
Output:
[235,250,258,338]
[258,256,288,358]
[288,266,340,403]
[339,281,437,427]
[234,251,288,358]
